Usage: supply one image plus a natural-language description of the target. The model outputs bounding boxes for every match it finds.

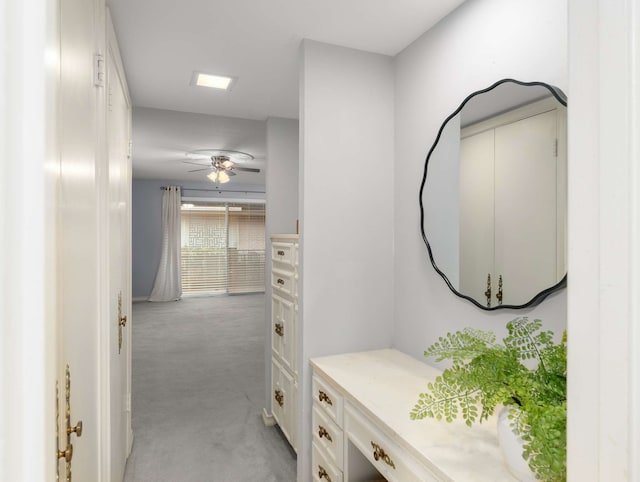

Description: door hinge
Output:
[128,140,133,159]
[125,393,132,412]
[94,54,105,87]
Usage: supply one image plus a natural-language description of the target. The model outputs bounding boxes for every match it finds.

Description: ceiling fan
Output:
[181,149,261,183]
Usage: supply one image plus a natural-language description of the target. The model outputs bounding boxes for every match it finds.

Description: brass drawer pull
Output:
[277,278,285,285]
[371,441,396,469]
[318,425,333,442]
[277,250,285,256]
[274,323,284,337]
[318,465,332,482]
[318,390,333,406]
[274,389,284,407]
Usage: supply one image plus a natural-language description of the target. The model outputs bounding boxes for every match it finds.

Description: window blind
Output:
[180,202,265,295]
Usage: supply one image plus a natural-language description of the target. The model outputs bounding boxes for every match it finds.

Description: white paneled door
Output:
[56,1,132,481]
[107,10,134,481]
[57,0,105,478]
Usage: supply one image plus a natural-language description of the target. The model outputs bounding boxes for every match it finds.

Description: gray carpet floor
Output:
[123,294,297,482]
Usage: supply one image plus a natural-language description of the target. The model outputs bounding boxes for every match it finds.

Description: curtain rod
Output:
[160,186,265,194]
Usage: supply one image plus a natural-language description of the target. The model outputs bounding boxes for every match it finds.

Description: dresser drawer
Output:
[312,404,344,468]
[271,268,297,298]
[312,375,344,426]
[345,403,440,482]
[312,442,343,482]
[271,241,298,268]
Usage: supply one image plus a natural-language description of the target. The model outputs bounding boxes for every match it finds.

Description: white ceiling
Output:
[107,0,467,183]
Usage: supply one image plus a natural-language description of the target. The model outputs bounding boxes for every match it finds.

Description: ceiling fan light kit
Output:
[181,149,261,184]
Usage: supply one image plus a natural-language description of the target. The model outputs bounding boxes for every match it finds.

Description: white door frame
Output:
[0,0,59,480]
[567,0,640,480]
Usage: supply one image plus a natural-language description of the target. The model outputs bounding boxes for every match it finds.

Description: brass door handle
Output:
[318,465,332,482]
[371,441,396,469]
[318,390,333,406]
[118,291,127,353]
[57,365,83,481]
[277,278,285,285]
[274,389,284,407]
[67,420,83,437]
[274,323,284,337]
[277,250,285,256]
[318,425,332,442]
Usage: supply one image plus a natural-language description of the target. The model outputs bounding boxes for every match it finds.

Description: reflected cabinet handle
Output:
[496,275,503,305]
[277,278,285,285]
[277,250,285,256]
[484,273,492,308]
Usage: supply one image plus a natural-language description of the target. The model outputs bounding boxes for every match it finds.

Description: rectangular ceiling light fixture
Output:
[191,71,236,90]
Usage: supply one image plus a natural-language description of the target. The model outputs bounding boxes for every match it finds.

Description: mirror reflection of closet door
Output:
[494,110,558,305]
[459,129,494,304]
[460,107,561,306]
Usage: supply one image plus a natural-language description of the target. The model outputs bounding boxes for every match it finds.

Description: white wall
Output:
[393,0,568,363]
[264,116,299,414]
[298,39,395,480]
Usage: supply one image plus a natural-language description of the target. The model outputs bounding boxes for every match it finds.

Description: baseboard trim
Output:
[262,407,276,426]
[132,296,148,302]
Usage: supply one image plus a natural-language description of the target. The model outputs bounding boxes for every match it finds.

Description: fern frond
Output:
[504,317,554,363]
[424,328,496,363]
[410,367,481,426]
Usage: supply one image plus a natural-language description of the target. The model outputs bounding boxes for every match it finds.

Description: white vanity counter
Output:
[310,349,517,482]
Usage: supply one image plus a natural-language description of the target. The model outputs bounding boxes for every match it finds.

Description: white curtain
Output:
[148,186,182,301]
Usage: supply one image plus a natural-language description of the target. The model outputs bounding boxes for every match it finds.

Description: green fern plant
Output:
[410,317,566,482]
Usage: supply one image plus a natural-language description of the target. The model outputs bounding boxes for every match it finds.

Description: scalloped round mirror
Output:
[420,79,567,310]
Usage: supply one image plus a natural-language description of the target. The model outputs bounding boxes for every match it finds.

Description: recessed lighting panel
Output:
[191,71,235,90]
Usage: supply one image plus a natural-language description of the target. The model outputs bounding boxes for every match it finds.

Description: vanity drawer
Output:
[312,375,344,426]
[271,241,297,268]
[271,268,297,298]
[345,403,440,482]
[312,404,344,468]
[312,442,343,482]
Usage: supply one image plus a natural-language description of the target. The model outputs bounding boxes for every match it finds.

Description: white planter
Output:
[497,407,538,482]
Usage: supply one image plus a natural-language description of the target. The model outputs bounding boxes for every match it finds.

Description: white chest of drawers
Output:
[310,349,518,482]
[270,234,299,451]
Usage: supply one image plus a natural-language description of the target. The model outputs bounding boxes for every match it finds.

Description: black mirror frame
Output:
[418,78,568,311]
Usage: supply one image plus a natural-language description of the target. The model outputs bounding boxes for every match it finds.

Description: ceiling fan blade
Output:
[182,159,211,167]
[234,167,261,173]
[227,170,237,176]
[188,168,212,172]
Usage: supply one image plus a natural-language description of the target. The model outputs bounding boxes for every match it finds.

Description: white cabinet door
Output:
[107,13,133,481]
[272,359,297,449]
[272,294,296,374]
